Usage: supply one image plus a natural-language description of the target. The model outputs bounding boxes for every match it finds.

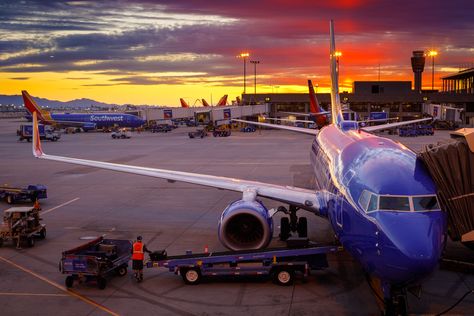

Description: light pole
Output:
[428,50,438,91]
[250,60,260,94]
[238,52,249,94]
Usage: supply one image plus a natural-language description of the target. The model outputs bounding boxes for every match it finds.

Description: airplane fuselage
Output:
[27,113,145,129]
[310,124,446,286]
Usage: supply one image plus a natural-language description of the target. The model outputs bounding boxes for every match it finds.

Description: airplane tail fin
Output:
[180,98,190,108]
[236,96,241,105]
[32,111,44,158]
[202,99,210,107]
[217,95,228,106]
[308,80,323,114]
[329,20,343,125]
[22,90,48,121]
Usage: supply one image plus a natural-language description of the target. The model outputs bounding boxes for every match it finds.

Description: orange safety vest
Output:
[132,241,144,260]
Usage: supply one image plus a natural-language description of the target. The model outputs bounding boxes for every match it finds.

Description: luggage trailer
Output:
[146,241,339,285]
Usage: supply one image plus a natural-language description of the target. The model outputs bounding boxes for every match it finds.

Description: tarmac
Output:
[0,118,473,315]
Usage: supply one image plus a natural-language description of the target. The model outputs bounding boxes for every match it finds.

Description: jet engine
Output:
[218,199,273,251]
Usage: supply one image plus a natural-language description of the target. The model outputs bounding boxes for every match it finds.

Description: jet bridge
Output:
[418,128,474,244]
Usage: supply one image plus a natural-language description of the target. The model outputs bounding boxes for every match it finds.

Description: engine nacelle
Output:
[218,199,273,251]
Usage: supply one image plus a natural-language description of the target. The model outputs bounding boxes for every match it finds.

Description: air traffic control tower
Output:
[411,50,425,92]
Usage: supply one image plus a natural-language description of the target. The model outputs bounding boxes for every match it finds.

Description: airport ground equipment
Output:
[0,206,46,248]
[18,124,60,142]
[213,127,231,137]
[399,125,434,137]
[188,128,208,139]
[146,239,338,285]
[111,129,131,139]
[0,184,47,204]
[151,124,173,133]
[59,236,132,289]
[241,126,256,133]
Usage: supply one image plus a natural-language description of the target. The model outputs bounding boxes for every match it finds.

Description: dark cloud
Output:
[0,0,473,87]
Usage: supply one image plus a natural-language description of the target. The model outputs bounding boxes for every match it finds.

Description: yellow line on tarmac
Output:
[0,292,68,297]
[0,256,119,316]
[41,197,80,215]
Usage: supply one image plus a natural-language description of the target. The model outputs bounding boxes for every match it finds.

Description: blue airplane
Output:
[22,91,145,131]
[30,21,445,314]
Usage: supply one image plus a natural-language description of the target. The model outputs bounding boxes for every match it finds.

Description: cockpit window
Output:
[413,196,440,211]
[367,194,378,212]
[379,196,410,211]
[358,190,371,210]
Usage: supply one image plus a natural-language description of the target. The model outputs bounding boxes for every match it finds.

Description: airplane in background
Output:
[201,99,210,107]
[30,21,443,314]
[181,95,227,107]
[22,91,145,131]
[180,98,190,108]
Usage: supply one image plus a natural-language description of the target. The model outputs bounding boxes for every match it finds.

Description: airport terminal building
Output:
[242,67,474,126]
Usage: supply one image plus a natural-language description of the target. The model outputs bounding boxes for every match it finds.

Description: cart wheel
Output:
[279,217,290,241]
[181,268,201,285]
[65,276,74,288]
[116,265,127,277]
[297,217,308,238]
[6,195,13,204]
[97,277,107,290]
[27,237,35,247]
[39,228,46,239]
[272,268,294,286]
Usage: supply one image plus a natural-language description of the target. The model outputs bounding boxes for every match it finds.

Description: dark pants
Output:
[132,260,144,270]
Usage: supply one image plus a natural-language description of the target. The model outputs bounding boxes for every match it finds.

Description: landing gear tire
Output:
[27,237,35,247]
[39,227,46,239]
[181,268,201,285]
[272,268,294,286]
[297,217,308,238]
[279,217,291,241]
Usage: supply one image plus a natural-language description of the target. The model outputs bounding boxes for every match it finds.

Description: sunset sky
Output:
[1,0,473,106]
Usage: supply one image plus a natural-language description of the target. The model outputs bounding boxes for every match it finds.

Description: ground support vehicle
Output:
[0,207,46,248]
[241,126,256,133]
[0,184,47,204]
[188,129,208,139]
[111,129,131,139]
[213,129,231,137]
[59,236,132,289]
[399,126,418,137]
[18,124,60,142]
[146,239,338,285]
[151,125,173,133]
[416,125,434,136]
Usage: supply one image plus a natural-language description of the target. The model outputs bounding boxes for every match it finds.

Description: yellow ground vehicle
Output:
[0,207,46,248]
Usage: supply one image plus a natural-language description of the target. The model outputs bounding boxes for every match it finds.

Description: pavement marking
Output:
[41,197,80,215]
[0,292,68,297]
[0,255,119,316]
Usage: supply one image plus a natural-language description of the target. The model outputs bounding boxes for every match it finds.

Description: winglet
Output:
[22,90,46,121]
[32,111,44,158]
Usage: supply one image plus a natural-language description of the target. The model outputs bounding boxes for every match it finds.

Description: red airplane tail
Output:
[236,96,241,105]
[180,98,190,108]
[217,95,228,106]
[307,80,327,127]
[202,99,210,107]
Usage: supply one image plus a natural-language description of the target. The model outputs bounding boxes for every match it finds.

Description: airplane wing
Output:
[233,119,318,136]
[360,117,432,133]
[279,111,330,117]
[264,117,316,124]
[31,112,326,213]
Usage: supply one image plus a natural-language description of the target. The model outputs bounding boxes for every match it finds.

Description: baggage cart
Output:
[59,236,132,289]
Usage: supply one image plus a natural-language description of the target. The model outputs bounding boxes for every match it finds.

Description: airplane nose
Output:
[372,211,446,284]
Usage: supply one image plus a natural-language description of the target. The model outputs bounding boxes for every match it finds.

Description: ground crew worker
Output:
[131,236,151,281]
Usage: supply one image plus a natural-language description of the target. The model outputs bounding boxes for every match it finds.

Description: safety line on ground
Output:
[0,255,119,316]
[0,292,68,297]
[41,197,80,215]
